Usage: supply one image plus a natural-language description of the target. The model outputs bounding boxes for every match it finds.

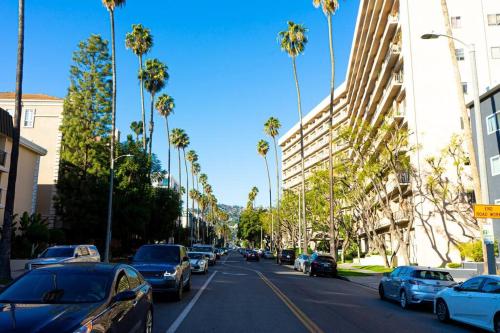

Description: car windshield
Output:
[0,270,110,304]
[413,270,454,281]
[282,250,293,255]
[134,246,180,263]
[40,248,74,258]
[188,253,204,259]
[193,247,213,253]
[316,256,334,262]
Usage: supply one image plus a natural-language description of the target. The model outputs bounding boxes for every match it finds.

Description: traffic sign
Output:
[473,204,500,219]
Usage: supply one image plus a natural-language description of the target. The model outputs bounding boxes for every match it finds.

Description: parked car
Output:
[188,252,209,274]
[192,245,217,265]
[294,254,309,272]
[246,251,260,262]
[435,275,500,332]
[243,249,252,259]
[131,244,191,301]
[279,249,296,265]
[379,266,455,309]
[0,263,153,333]
[263,251,275,259]
[25,245,100,270]
[304,254,337,277]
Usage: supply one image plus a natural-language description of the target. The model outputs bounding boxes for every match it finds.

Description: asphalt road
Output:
[152,251,478,333]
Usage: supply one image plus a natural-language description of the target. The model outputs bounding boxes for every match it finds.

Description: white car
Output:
[294,254,309,272]
[435,275,500,332]
[187,252,208,274]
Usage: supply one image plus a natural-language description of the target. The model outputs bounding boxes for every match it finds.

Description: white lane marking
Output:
[221,272,247,276]
[166,271,217,333]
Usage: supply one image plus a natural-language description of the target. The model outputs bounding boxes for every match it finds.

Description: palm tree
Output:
[190,189,202,240]
[102,0,125,263]
[0,0,25,280]
[264,117,281,253]
[170,128,185,192]
[125,24,153,150]
[180,133,190,228]
[199,173,208,190]
[248,186,259,209]
[140,58,168,158]
[186,150,198,242]
[257,140,273,249]
[313,0,339,259]
[155,94,175,187]
[278,21,308,253]
[199,194,209,242]
[439,0,481,201]
[130,120,143,142]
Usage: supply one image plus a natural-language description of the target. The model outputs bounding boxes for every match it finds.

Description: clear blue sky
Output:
[0,0,359,207]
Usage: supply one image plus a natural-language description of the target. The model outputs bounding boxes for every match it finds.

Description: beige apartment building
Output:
[279,0,500,267]
[0,93,63,226]
[0,108,47,225]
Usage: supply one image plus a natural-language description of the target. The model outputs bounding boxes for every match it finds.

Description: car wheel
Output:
[436,299,449,322]
[144,309,153,333]
[184,275,191,292]
[494,314,500,333]
[400,290,408,309]
[309,269,314,277]
[378,284,385,300]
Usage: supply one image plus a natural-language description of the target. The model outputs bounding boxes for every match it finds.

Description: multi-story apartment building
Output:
[0,93,64,226]
[279,0,500,267]
[0,108,47,225]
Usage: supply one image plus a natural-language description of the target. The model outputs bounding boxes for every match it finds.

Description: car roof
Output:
[139,244,181,248]
[30,262,121,273]
[46,245,96,249]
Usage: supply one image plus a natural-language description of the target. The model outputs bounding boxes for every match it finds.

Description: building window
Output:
[461,82,468,94]
[486,111,500,134]
[455,48,465,61]
[491,155,500,176]
[451,16,462,28]
[23,109,35,127]
[487,14,500,26]
[492,47,500,59]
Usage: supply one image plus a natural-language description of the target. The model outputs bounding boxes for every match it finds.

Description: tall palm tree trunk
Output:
[327,14,337,261]
[272,136,281,256]
[105,7,117,263]
[165,116,171,188]
[440,0,481,200]
[0,0,24,280]
[148,93,155,158]
[264,156,273,250]
[292,57,307,254]
[183,148,190,244]
[139,55,147,150]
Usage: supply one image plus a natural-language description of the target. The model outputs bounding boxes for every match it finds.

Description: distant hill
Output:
[218,204,243,223]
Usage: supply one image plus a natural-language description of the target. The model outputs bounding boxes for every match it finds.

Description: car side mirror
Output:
[453,286,462,292]
[182,256,189,262]
[112,290,137,303]
[74,253,79,258]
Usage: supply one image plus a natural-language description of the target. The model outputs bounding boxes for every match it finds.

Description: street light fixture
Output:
[104,153,134,263]
[421,33,496,274]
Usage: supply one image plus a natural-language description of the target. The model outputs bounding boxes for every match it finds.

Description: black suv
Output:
[131,244,191,301]
[279,249,296,265]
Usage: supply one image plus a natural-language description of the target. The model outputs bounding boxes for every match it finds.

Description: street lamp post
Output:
[104,154,134,263]
[421,33,496,274]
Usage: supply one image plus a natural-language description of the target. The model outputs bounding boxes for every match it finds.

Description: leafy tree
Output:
[278,21,308,253]
[140,58,168,157]
[155,94,175,186]
[238,208,266,247]
[56,34,112,247]
[126,24,153,150]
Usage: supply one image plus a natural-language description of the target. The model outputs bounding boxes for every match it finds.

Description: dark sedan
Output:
[0,263,153,333]
[131,244,191,301]
[246,251,260,262]
[304,255,337,277]
[279,249,296,265]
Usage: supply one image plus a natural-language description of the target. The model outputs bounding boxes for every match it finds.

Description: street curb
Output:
[341,276,378,291]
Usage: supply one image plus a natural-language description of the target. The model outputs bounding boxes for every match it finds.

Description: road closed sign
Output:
[473,204,500,219]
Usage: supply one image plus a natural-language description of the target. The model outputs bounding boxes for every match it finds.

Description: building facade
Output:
[469,84,500,240]
[0,93,63,226]
[0,108,47,225]
[279,0,500,267]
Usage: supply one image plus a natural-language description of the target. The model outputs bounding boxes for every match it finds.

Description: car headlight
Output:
[73,321,93,333]
[164,267,177,277]
[199,260,206,265]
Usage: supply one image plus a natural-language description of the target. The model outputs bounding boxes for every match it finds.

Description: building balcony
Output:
[386,171,410,195]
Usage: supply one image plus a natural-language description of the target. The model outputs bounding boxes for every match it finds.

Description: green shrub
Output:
[447,263,462,269]
[459,240,483,262]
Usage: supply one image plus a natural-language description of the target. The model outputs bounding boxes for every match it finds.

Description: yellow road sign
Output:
[473,204,500,219]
